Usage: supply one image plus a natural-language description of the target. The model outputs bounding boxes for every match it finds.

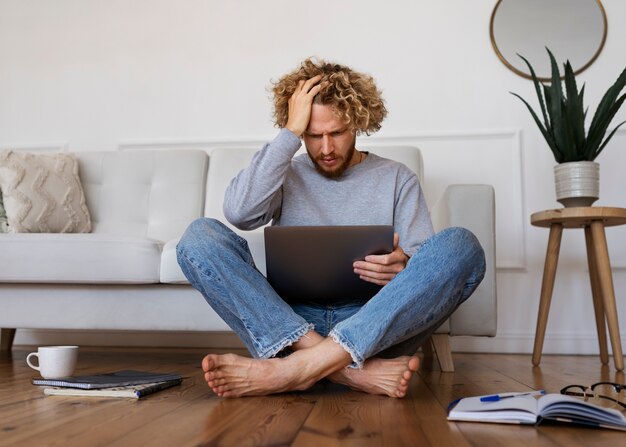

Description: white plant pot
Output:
[554,161,599,207]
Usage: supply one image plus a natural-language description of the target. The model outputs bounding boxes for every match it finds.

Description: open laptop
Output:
[264,225,394,304]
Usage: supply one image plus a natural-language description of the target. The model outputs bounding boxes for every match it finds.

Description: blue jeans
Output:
[176,218,486,367]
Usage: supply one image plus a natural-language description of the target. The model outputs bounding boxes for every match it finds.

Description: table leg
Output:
[585,226,609,364]
[533,223,563,366]
[590,221,624,371]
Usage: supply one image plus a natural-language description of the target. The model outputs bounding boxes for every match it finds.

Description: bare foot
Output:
[202,340,351,398]
[328,356,420,398]
[201,353,308,397]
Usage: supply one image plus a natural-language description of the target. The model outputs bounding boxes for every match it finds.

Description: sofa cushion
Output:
[160,239,187,284]
[160,230,268,284]
[0,151,91,233]
[0,191,8,233]
[77,150,208,242]
[204,147,258,225]
[0,234,162,284]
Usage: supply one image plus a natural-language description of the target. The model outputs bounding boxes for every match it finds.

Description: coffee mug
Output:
[26,346,79,379]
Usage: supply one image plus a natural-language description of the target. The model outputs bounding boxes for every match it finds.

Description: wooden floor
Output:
[1,347,625,447]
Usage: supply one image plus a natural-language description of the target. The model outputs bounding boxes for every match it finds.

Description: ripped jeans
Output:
[176,218,486,368]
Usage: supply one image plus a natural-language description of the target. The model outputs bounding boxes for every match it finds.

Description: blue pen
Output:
[480,390,545,402]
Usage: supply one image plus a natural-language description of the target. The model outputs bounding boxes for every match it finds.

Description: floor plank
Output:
[292,386,384,446]
[1,348,625,447]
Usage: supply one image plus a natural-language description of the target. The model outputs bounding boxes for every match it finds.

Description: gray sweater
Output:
[224,129,434,256]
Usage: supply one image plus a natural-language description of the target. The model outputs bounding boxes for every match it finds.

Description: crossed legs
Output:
[202,330,419,398]
[177,218,484,399]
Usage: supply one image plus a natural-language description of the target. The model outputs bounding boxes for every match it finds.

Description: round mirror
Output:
[490,0,607,81]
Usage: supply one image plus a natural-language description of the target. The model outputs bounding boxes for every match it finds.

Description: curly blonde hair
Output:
[271,58,387,135]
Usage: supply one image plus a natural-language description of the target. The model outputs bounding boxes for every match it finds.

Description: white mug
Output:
[26,346,79,379]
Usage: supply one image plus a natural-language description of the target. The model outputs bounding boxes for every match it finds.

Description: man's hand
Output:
[353,233,409,286]
[285,75,324,137]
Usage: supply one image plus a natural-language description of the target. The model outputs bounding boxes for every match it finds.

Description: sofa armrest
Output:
[431,184,497,336]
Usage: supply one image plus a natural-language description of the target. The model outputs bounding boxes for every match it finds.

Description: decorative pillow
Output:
[0,150,91,233]
[0,189,8,233]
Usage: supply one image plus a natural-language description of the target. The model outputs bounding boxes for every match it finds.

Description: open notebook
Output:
[448,393,626,431]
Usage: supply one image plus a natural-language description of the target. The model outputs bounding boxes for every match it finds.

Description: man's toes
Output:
[211,378,227,387]
[408,357,420,371]
[212,384,223,393]
[204,372,219,384]
[206,370,224,381]
[202,354,220,372]
[213,383,232,394]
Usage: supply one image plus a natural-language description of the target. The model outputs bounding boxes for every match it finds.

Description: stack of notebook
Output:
[32,370,183,399]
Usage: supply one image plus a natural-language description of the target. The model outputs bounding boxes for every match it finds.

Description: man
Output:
[177,58,485,398]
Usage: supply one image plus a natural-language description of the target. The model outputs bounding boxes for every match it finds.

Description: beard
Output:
[309,145,356,179]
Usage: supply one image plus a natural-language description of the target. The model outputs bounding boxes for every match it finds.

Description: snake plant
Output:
[511,48,626,163]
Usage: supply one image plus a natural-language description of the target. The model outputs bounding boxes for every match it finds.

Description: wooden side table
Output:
[531,207,626,371]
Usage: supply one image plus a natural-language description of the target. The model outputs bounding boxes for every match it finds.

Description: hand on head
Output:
[353,233,409,286]
[285,75,324,137]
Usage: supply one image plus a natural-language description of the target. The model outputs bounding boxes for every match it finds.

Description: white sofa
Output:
[0,146,496,371]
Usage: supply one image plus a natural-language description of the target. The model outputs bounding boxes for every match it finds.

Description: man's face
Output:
[303,103,358,179]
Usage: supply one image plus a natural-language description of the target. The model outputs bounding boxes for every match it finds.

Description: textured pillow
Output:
[0,189,8,233]
[0,150,91,233]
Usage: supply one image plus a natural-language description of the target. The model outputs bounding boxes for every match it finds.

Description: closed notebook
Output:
[43,379,182,398]
[32,370,182,390]
[448,393,626,431]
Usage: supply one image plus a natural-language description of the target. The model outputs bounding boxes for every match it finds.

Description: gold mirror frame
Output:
[490,0,607,81]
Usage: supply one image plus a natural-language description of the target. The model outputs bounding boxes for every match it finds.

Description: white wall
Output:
[2,0,626,354]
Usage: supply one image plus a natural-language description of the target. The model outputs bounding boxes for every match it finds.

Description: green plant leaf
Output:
[510,92,561,162]
[563,60,586,154]
[589,65,626,135]
[587,66,626,159]
[541,85,565,161]
[546,48,567,159]
[543,84,553,127]
[581,84,588,123]
[511,47,626,163]
[517,53,550,129]
[587,92,626,159]
[595,120,626,159]
[560,98,579,161]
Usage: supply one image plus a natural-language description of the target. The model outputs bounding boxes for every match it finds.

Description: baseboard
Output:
[11,328,624,355]
[12,329,246,349]
[451,332,625,355]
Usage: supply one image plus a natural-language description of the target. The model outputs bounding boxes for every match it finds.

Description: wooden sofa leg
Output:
[1,329,17,353]
[430,334,455,372]
[421,336,435,370]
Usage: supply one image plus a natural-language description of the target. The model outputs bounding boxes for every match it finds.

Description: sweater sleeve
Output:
[394,171,434,257]
[223,129,302,230]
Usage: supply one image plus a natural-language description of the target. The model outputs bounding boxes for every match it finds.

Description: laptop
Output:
[264,225,394,304]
